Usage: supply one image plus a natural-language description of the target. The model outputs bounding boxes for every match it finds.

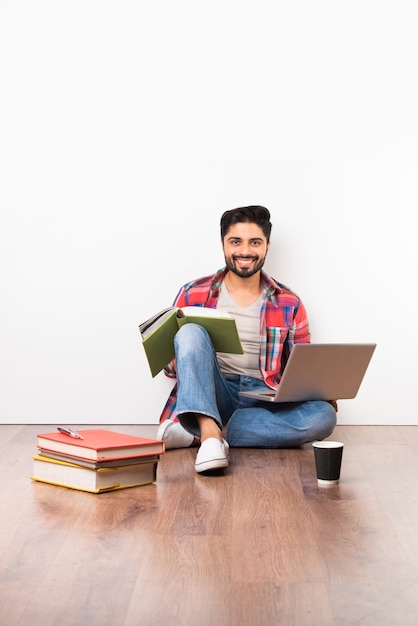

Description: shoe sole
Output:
[195,457,229,473]
[157,420,168,441]
[156,420,172,440]
[157,420,195,449]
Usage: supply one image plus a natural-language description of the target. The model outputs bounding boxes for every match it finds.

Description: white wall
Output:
[1,1,417,425]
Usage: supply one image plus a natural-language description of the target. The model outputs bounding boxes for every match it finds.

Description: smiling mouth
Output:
[234,257,257,266]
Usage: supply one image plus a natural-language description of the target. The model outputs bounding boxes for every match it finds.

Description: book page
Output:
[139,307,177,337]
[178,306,233,319]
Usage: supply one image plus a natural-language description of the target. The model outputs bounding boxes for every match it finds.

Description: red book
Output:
[36,429,165,461]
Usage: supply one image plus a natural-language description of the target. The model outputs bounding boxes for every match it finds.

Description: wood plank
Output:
[1,425,418,625]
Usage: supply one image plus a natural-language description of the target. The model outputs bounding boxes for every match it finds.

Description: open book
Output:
[139,306,243,377]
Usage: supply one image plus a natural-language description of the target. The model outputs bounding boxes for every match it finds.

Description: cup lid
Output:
[312,440,344,448]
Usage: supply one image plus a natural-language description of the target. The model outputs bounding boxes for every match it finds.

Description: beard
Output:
[225,254,267,278]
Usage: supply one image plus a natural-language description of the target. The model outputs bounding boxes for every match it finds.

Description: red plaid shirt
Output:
[159,267,311,422]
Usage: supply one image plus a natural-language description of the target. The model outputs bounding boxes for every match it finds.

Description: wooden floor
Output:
[1,425,418,626]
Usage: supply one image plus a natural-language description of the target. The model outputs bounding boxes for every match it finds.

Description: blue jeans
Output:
[174,324,337,448]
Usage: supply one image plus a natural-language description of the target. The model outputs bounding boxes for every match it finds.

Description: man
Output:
[157,206,337,473]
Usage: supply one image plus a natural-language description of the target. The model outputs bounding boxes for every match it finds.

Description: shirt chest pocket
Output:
[264,326,288,372]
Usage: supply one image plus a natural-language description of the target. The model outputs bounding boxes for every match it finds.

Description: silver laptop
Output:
[239,343,376,402]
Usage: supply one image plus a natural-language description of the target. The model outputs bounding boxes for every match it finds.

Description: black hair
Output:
[220,205,272,242]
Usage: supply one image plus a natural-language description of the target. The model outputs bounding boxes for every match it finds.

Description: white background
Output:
[1,1,417,425]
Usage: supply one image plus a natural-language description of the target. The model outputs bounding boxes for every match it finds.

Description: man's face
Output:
[222,222,270,278]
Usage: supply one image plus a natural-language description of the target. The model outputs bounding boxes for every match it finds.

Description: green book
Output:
[139,306,243,377]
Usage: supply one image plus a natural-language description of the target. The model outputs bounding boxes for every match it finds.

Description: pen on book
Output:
[57,427,84,440]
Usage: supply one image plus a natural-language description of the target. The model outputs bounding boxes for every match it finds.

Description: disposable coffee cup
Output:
[312,441,344,485]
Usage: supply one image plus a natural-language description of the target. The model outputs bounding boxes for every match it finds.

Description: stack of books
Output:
[31,428,165,493]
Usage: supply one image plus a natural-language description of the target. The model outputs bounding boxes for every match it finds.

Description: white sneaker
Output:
[194,438,229,473]
[157,420,195,450]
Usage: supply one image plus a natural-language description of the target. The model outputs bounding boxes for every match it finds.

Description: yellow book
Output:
[31,454,158,493]
[139,305,243,377]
